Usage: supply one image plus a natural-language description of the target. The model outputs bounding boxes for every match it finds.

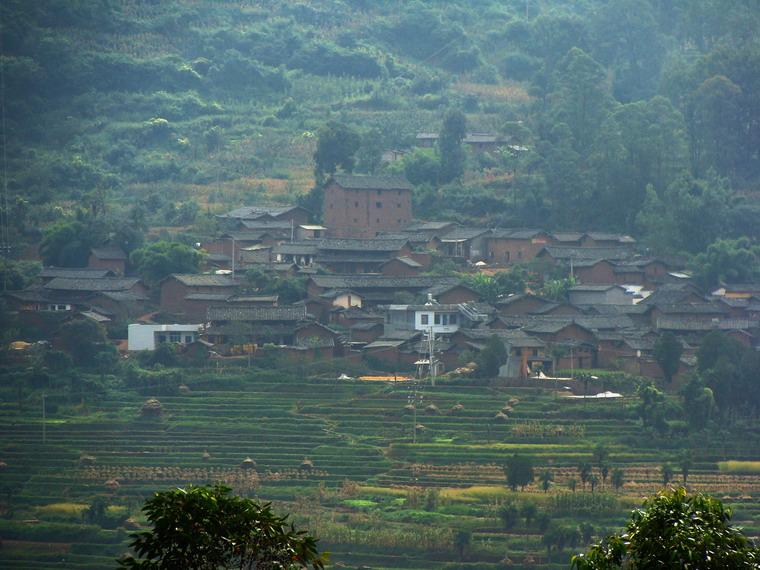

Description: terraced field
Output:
[2,371,760,569]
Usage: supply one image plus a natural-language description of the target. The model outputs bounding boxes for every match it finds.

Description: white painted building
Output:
[128,324,203,351]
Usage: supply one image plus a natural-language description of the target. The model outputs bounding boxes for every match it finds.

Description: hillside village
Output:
[5,165,758,386]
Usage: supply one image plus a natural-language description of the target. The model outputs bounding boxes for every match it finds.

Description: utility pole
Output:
[230,236,236,279]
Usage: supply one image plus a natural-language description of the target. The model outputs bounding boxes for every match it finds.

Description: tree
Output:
[680,376,715,430]
[590,474,599,494]
[504,454,535,491]
[521,501,537,526]
[118,484,325,569]
[539,469,554,493]
[572,488,760,569]
[636,382,669,434]
[578,462,592,491]
[57,318,110,367]
[40,220,97,267]
[438,109,466,184]
[498,501,519,530]
[691,237,760,291]
[568,478,578,493]
[476,335,508,378]
[313,121,360,184]
[661,463,674,486]
[453,530,471,562]
[130,241,203,284]
[653,332,683,384]
[611,469,624,492]
[677,451,693,484]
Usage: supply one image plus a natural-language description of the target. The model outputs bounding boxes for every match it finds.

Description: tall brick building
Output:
[323,174,413,238]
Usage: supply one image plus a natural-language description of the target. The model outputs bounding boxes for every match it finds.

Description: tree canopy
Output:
[119,484,326,569]
[129,241,203,284]
[572,488,760,569]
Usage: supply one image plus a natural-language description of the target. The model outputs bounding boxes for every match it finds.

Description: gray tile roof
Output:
[39,267,113,279]
[44,277,141,292]
[170,274,237,287]
[207,305,308,322]
[311,275,460,290]
[217,205,305,220]
[90,246,127,260]
[318,238,410,252]
[538,246,634,261]
[332,174,413,191]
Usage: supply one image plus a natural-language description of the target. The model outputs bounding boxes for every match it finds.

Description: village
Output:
[5,166,758,385]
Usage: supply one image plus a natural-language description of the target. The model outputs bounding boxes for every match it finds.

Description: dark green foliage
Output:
[498,501,519,530]
[653,333,683,384]
[503,453,534,492]
[130,241,203,284]
[39,221,97,267]
[475,335,507,378]
[691,238,760,290]
[636,382,670,434]
[313,122,360,184]
[57,318,111,367]
[437,109,466,184]
[573,488,760,569]
[119,484,325,569]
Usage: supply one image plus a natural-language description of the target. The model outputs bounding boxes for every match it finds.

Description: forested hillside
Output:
[3,0,760,256]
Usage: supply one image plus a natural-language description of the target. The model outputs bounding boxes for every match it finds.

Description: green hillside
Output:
[3,0,760,258]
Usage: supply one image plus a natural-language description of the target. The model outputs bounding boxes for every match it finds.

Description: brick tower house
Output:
[323,174,413,238]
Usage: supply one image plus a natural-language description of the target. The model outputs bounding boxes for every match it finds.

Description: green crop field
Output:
[2,370,760,569]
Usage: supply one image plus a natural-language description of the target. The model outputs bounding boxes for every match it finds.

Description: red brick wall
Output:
[381,259,422,277]
[323,182,412,238]
[575,261,616,284]
[487,236,550,264]
[88,255,126,275]
[437,286,480,304]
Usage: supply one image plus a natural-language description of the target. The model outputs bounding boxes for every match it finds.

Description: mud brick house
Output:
[425,282,481,304]
[307,275,463,308]
[323,174,413,238]
[159,274,238,318]
[380,256,423,277]
[439,227,491,261]
[87,290,150,321]
[273,241,319,267]
[495,293,555,316]
[87,246,128,275]
[451,329,549,378]
[205,305,321,348]
[415,132,508,152]
[535,246,635,276]
[315,238,413,274]
[486,229,552,265]
[43,277,147,302]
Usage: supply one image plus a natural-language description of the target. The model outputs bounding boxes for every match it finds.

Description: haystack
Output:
[201,450,211,462]
[300,457,314,471]
[425,404,440,415]
[403,404,415,413]
[241,456,256,470]
[79,454,96,466]
[141,398,162,417]
[450,403,464,413]
[501,406,513,414]
[508,397,519,406]
[178,384,190,394]
[494,411,509,422]
[414,423,426,431]
[0,461,7,470]
[104,479,120,491]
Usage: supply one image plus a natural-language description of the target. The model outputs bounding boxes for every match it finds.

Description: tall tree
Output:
[573,488,760,569]
[654,333,683,384]
[130,241,203,284]
[313,121,360,184]
[504,454,535,491]
[119,484,325,569]
[438,109,466,184]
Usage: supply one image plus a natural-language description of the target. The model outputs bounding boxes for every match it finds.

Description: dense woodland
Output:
[2,0,760,265]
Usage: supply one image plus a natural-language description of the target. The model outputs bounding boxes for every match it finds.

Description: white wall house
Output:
[128,324,202,351]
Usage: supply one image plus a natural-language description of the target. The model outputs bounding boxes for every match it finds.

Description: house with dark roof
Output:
[323,174,413,238]
[159,274,239,318]
[486,229,552,265]
[315,237,413,274]
[380,256,424,277]
[216,205,311,227]
[568,284,632,306]
[439,227,491,260]
[307,275,463,307]
[88,246,128,275]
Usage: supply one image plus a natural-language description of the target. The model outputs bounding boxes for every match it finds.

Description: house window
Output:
[355,201,359,207]
[376,218,380,223]
[434,313,441,325]
[353,218,358,223]
[450,313,458,324]
[170,332,182,343]
[397,203,401,208]
[376,201,382,208]
[329,204,333,209]
[532,348,539,356]
[505,251,510,262]
[517,251,523,259]
[421,314,429,325]
[158,334,167,344]
[185,335,194,343]
[398,190,402,195]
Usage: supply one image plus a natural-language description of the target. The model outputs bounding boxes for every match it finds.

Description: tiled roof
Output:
[90,246,127,260]
[207,305,308,322]
[538,246,634,261]
[569,284,627,292]
[311,275,460,290]
[332,174,413,191]
[39,267,113,279]
[490,228,547,240]
[385,256,422,268]
[185,293,232,301]
[169,274,237,287]
[274,242,320,255]
[240,220,294,230]
[440,227,491,241]
[218,205,305,220]
[318,238,409,252]
[44,277,141,292]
